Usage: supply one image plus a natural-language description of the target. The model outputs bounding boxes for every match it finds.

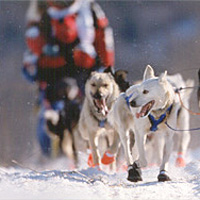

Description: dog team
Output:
[22,0,198,182]
[45,65,196,182]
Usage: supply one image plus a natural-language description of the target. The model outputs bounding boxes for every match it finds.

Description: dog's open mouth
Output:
[93,98,108,116]
[136,100,155,118]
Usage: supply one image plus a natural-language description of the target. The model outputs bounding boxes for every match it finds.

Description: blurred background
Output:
[0,0,200,168]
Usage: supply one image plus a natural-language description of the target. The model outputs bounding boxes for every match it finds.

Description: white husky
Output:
[109,65,193,182]
[145,72,194,167]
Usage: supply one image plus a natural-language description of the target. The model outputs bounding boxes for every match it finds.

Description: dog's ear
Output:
[103,66,115,76]
[114,70,130,92]
[87,71,96,81]
[143,65,155,81]
[103,67,116,81]
[159,70,168,83]
[115,70,128,80]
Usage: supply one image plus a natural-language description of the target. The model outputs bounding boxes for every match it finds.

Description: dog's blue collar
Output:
[148,104,173,132]
[123,92,134,109]
[99,119,107,128]
[92,112,107,128]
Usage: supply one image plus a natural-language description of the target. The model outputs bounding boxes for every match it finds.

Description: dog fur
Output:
[44,77,81,162]
[108,65,193,181]
[44,68,130,168]
[78,71,121,167]
[145,73,194,167]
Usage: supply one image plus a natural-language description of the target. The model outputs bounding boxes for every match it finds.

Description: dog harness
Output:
[99,119,107,128]
[148,104,173,132]
[92,112,107,128]
[123,93,173,132]
[123,92,134,109]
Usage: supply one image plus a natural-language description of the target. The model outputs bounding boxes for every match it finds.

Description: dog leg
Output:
[127,161,142,182]
[88,132,100,167]
[157,170,171,182]
[152,133,165,166]
[62,130,75,160]
[158,133,174,182]
[176,108,190,167]
[135,132,148,168]
[119,129,133,166]
[73,127,88,167]
[101,131,120,165]
[118,129,143,182]
[127,131,148,182]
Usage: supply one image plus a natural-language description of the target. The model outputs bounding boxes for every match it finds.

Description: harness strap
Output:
[148,104,173,132]
[123,92,134,109]
[91,111,107,128]
[98,119,107,128]
[175,89,200,115]
[165,121,200,132]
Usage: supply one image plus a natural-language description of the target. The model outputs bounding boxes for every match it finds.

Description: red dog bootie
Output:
[87,153,95,167]
[101,151,115,165]
[87,152,100,168]
[176,152,186,167]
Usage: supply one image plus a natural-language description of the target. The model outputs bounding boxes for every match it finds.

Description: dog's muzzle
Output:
[129,99,137,107]
[91,92,109,116]
[136,100,155,118]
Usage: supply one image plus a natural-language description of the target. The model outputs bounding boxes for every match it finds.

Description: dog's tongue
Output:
[96,99,108,116]
[136,103,149,118]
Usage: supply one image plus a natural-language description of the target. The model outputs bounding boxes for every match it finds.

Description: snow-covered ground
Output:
[1,149,200,200]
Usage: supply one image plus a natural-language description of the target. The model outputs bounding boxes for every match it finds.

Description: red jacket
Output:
[23,0,115,85]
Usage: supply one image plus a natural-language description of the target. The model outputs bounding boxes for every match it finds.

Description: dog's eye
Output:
[91,83,96,87]
[103,83,108,87]
[143,90,149,94]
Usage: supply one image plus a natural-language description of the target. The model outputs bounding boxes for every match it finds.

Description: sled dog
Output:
[78,70,121,168]
[145,72,194,167]
[44,77,81,162]
[44,69,129,167]
[109,65,193,181]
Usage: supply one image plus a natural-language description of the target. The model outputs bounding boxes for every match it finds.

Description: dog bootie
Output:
[87,153,94,167]
[127,162,142,182]
[175,152,186,167]
[157,170,171,182]
[101,151,115,165]
[87,153,100,168]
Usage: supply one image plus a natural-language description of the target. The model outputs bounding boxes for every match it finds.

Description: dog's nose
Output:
[93,92,103,99]
[130,100,137,107]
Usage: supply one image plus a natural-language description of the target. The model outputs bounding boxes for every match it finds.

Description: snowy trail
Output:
[1,150,200,200]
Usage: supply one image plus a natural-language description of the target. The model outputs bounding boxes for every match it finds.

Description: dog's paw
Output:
[175,153,186,167]
[157,170,171,182]
[127,162,142,182]
[101,151,115,165]
[44,110,59,125]
[87,153,100,168]
[87,153,94,167]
